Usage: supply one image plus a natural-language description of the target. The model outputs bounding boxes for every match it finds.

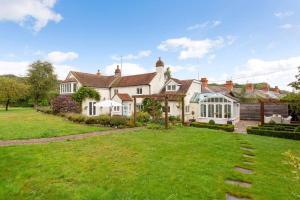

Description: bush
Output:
[247,126,300,140]
[208,119,215,125]
[51,95,80,114]
[169,115,180,122]
[98,115,111,126]
[137,112,151,123]
[295,126,300,133]
[274,125,286,131]
[110,115,128,127]
[85,116,99,124]
[190,122,234,132]
[65,113,86,123]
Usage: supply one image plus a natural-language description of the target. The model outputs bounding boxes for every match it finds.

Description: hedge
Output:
[190,122,234,132]
[247,127,300,140]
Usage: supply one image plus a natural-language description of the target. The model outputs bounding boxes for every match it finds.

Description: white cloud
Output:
[279,23,293,29]
[104,63,148,76]
[187,20,221,31]
[47,51,79,63]
[158,37,224,60]
[0,0,62,32]
[274,11,294,19]
[0,60,77,79]
[111,50,151,61]
[232,56,300,90]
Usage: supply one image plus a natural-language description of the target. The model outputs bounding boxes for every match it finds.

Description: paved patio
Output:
[235,120,259,133]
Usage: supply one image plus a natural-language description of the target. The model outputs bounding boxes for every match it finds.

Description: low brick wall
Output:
[240,103,289,121]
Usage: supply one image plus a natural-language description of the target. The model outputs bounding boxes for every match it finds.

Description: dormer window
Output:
[166,84,177,91]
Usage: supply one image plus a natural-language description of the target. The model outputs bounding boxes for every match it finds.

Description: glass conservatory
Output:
[194,93,240,124]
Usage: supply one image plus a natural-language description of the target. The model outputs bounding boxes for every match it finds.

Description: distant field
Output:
[0,108,109,140]
[0,127,299,199]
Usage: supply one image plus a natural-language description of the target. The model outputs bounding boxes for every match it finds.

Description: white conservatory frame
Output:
[197,93,240,125]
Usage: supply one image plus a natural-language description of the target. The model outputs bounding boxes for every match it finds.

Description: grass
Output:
[0,108,109,140]
[0,127,299,199]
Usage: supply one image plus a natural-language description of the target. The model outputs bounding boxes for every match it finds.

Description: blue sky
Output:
[0,0,300,90]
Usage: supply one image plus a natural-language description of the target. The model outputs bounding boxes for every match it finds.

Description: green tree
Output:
[142,98,162,121]
[289,66,300,90]
[164,67,172,79]
[282,93,300,114]
[27,61,58,109]
[0,77,28,111]
[72,87,100,110]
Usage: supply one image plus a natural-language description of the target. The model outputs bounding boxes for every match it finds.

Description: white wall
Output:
[110,85,150,104]
[150,72,165,94]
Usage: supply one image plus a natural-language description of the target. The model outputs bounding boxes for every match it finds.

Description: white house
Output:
[59,58,240,123]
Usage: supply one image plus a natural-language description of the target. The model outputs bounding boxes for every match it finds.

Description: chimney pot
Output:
[273,86,280,93]
[245,83,254,93]
[224,80,234,91]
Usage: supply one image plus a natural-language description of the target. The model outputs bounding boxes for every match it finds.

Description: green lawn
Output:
[0,127,299,199]
[0,108,109,140]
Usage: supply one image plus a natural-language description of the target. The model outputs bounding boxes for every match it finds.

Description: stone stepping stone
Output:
[225,179,252,188]
[234,166,254,174]
[240,147,254,151]
[226,193,251,200]
[243,154,255,158]
[243,161,254,165]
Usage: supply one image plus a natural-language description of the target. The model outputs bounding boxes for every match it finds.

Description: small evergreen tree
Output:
[142,98,162,121]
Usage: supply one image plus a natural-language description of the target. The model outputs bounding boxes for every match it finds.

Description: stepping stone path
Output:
[234,166,253,174]
[226,193,250,200]
[225,137,256,200]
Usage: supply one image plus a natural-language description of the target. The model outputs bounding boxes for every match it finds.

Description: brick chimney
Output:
[273,86,280,93]
[200,78,208,90]
[262,83,269,92]
[96,69,101,76]
[245,83,254,93]
[224,80,234,91]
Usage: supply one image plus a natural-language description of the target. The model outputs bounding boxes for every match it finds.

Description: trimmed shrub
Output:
[269,120,276,125]
[295,126,300,133]
[98,115,111,126]
[51,95,80,114]
[208,119,216,125]
[110,115,128,127]
[169,115,180,122]
[85,116,99,124]
[137,112,151,123]
[247,126,300,140]
[190,122,234,132]
[65,113,86,123]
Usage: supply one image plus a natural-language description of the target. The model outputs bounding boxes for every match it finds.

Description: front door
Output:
[123,104,128,116]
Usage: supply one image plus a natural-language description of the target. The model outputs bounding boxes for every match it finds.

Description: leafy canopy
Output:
[289,66,300,90]
[142,98,162,121]
[282,92,300,113]
[72,87,100,103]
[0,77,29,110]
[27,61,58,107]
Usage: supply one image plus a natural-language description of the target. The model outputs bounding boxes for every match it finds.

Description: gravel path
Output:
[0,127,144,147]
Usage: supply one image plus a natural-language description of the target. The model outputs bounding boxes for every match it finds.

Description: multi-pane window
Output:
[224,104,232,118]
[89,102,96,116]
[166,85,176,91]
[208,104,214,118]
[73,83,77,92]
[216,104,222,118]
[61,83,77,94]
[114,106,120,111]
[137,88,142,94]
[185,105,190,113]
[200,104,206,117]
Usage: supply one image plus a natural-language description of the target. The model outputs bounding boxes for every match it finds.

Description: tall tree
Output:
[164,67,172,79]
[27,61,58,109]
[289,66,300,90]
[0,77,28,111]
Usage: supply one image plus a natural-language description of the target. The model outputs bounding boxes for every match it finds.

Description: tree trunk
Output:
[5,99,10,111]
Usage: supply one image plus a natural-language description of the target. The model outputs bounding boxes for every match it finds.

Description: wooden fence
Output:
[240,103,289,121]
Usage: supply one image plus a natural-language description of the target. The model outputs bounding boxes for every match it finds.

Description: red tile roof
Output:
[61,77,77,83]
[116,93,132,101]
[70,71,116,88]
[111,72,157,87]
[160,79,194,100]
